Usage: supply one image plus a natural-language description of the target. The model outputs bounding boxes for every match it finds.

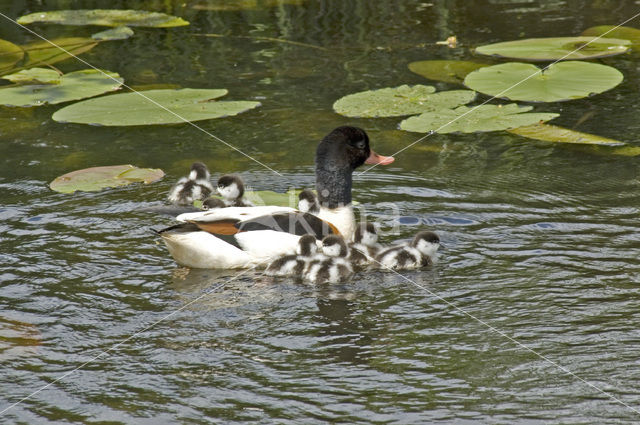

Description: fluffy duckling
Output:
[202,197,226,210]
[167,162,214,206]
[375,231,440,270]
[217,174,254,207]
[265,235,319,277]
[304,235,353,284]
[298,189,319,214]
[348,222,382,267]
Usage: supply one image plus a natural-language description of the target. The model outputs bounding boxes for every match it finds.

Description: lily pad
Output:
[399,103,558,134]
[333,85,476,118]
[408,60,489,84]
[0,69,123,107]
[50,164,165,193]
[463,61,623,103]
[475,36,630,61]
[2,68,61,84]
[192,0,306,10]
[19,37,98,69]
[52,88,261,126]
[17,9,189,28]
[92,26,135,41]
[581,26,640,49]
[0,39,25,74]
[507,123,625,146]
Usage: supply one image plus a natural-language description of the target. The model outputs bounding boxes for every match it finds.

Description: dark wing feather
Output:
[235,212,338,238]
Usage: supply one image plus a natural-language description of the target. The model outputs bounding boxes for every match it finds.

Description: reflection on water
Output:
[1,0,640,423]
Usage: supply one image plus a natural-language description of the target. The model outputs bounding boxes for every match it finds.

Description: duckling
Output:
[167,162,214,206]
[348,222,382,267]
[304,235,353,284]
[265,235,319,277]
[217,174,254,207]
[375,231,440,270]
[202,197,226,210]
[298,189,319,214]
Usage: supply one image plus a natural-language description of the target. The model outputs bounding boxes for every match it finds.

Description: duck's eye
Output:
[354,139,366,149]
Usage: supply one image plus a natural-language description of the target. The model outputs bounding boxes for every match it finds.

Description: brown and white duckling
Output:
[348,222,382,267]
[298,189,319,214]
[167,162,214,206]
[265,235,318,277]
[202,197,226,210]
[217,174,254,207]
[375,231,440,270]
[303,235,353,284]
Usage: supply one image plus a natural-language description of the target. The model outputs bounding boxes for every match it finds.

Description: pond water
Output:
[1,0,640,423]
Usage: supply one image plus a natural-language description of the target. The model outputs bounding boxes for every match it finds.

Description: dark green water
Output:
[1,0,640,423]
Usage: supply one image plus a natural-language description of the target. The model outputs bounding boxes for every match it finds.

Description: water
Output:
[2,0,640,423]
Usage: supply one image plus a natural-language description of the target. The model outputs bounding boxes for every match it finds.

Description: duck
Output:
[303,235,353,284]
[297,189,319,214]
[167,162,214,206]
[217,174,254,207]
[202,197,226,210]
[265,234,319,277]
[158,126,395,269]
[375,231,440,270]
[348,222,382,267]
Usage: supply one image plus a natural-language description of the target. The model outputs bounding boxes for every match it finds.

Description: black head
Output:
[217,174,245,198]
[189,162,210,180]
[297,234,318,256]
[411,231,440,247]
[353,222,378,244]
[321,234,349,257]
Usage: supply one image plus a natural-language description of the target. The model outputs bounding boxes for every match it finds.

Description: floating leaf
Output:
[475,37,630,61]
[19,37,97,69]
[2,68,61,84]
[581,26,640,50]
[0,69,123,107]
[92,26,134,41]
[192,0,306,11]
[245,189,300,207]
[507,123,625,146]
[399,103,558,134]
[50,164,165,193]
[333,85,476,118]
[17,9,189,28]
[464,61,623,103]
[0,39,25,74]
[408,60,489,84]
[52,88,261,126]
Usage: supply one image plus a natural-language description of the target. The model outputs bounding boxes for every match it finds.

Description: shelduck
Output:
[375,231,440,270]
[217,174,254,207]
[167,162,214,206]
[303,235,353,283]
[348,222,382,267]
[158,126,394,269]
[265,234,319,277]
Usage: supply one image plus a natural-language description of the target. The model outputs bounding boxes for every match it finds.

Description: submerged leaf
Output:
[92,26,135,41]
[399,103,558,134]
[2,68,61,84]
[464,61,623,103]
[0,39,25,74]
[408,60,489,84]
[0,69,122,107]
[475,36,630,61]
[333,85,476,118]
[50,164,165,193]
[52,88,260,126]
[19,37,97,69]
[507,123,626,146]
[17,9,189,28]
[581,26,640,50]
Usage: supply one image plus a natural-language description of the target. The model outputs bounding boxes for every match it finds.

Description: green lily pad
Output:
[0,69,123,107]
[192,0,306,10]
[0,39,25,74]
[19,37,98,70]
[475,36,630,61]
[333,85,476,118]
[463,61,623,103]
[399,103,558,134]
[92,26,135,41]
[507,123,625,146]
[50,164,165,193]
[246,189,301,207]
[52,88,261,126]
[408,60,489,84]
[2,68,61,84]
[581,26,640,50]
[17,9,189,28]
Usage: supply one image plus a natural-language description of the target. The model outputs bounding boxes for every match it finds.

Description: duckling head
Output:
[217,174,245,201]
[354,222,378,246]
[411,231,440,258]
[296,234,318,256]
[321,234,348,258]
